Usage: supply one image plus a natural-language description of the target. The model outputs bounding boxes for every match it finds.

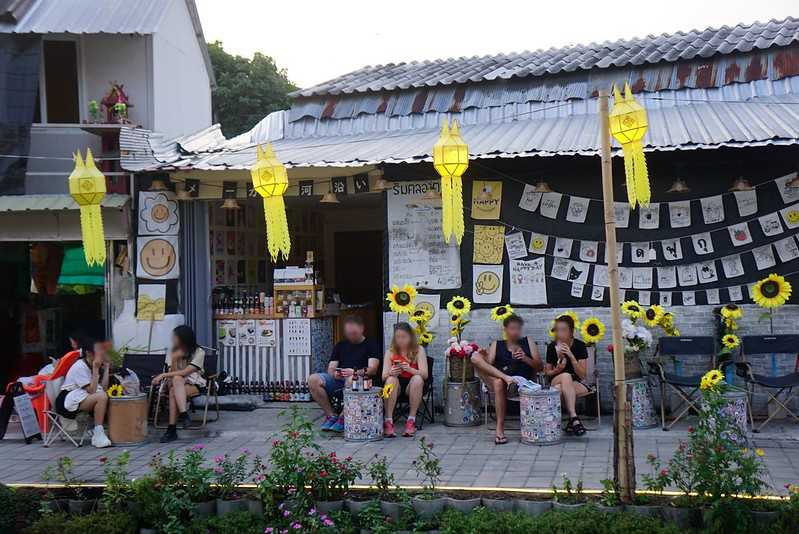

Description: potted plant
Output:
[146,451,193,530]
[411,436,445,520]
[551,474,586,511]
[443,296,482,427]
[179,445,216,518]
[131,477,161,534]
[263,502,339,533]
[367,455,411,521]
[643,452,697,527]
[513,496,552,516]
[99,452,132,512]
[42,456,94,515]
[618,301,678,379]
[306,452,361,515]
[213,449,252,515]
[595,479,622,513]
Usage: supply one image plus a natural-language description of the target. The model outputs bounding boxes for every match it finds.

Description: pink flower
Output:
[290,522,301,529]
[687,425,694,433]
[214,455,224,464]
[308,508,316,516]
[213,467,224,474]
[99,456,108,464]
[265,528,273,534]
[323,519,334,527]
[463,345,474,355]
[191,444,205,452]
[660,469,668,477]
[283,510,291,517]
[320,471,328,478]
[241,448,251,456]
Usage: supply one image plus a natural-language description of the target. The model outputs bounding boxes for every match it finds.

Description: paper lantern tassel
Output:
[79,203,106,266]
[263,195,290,261]
[451,176,464,245]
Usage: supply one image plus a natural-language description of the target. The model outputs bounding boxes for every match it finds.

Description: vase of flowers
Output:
[443,296,481,427]
[618,301,678,379]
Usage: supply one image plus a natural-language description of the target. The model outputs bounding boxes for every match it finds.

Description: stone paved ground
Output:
[1,403,798,494]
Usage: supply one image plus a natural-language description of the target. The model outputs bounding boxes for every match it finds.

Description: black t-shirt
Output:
[329,338,379,370]
[546,338,588,380]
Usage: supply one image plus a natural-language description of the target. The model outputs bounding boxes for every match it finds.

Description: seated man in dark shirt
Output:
[308,315,379,432]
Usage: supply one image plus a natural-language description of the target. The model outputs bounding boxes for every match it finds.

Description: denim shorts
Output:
[319,372,346,396]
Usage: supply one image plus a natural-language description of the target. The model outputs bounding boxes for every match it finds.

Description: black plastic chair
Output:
[394,356,435,429]
[736,335,799,433]
[648,336,716,431]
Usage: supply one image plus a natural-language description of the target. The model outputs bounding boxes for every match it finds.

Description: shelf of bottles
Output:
[219,378,313,402]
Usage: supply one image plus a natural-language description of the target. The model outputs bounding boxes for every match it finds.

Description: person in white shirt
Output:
[55,338,112,448]
[154,325,206,443]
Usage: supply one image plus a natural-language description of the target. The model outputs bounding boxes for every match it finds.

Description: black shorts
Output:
[55,389,79,420]
[398,377,411,393]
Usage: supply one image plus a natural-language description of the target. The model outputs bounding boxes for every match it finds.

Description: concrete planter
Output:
[627,504,662,518]
[751,510,779,528]
[661,506,701,528]
[346,498,376,516]
[246,498,263,517]
[216,498,247,516]
[552,501,586,512]
[481,497,514,512]
[314,500,344,515]
[412,496,446,520]
[68,499,95,515]
[445,496,482,513]
[380,500,403,522]
[514,499,552,516]
[595,504,623,514]
[193,499,216,518]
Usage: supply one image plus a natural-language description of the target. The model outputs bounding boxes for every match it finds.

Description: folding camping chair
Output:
[736,335,799,433]
[394,356,435,429]
[20,350,81,435]
[151,347,221,429]
[38,351,94,448]
[575,345,602,430]
[647,336,717,431]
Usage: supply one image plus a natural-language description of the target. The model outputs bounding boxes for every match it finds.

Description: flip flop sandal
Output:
[572,418,587,436]
[506,382,519,400]
[495,435,509,445]
[563,418,575,434]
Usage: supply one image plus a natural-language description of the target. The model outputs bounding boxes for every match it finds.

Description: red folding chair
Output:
[19,350,81,433]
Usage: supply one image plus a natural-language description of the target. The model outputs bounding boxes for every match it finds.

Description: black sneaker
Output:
[160,430,178,443]
[180,411,193,429]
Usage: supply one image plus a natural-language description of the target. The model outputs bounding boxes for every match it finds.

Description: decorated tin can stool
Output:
[444,379,481,427]
[721,389,748,434]
[520,387,561,445]
[343,388,383,442]
[628,378,657,429]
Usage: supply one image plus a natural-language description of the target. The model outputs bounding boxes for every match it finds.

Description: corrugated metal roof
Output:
[288,48,799,124]
[292,17,799,97]
[0,0,170,34]
[120,95,799,171]
[0,194,130,212]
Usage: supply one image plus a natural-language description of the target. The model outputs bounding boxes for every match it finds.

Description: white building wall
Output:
[80,34,152,128]
[151,0,213,138]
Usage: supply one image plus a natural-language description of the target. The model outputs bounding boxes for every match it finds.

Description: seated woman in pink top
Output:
[381,322,428,438]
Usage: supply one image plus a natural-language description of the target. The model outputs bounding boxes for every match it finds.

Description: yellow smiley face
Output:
[475,271,501,295]
[140,238,177,277]
[532,238,545,251]
[416,301,435,317]
[788,210,799,224]
[151,203,170,222]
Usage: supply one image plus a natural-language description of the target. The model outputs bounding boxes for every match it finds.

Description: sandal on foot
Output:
[571,417,586,436]
[494,435,508,445]
[563,418,575,434]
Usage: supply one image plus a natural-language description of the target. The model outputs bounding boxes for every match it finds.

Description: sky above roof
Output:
[195,0,797,89]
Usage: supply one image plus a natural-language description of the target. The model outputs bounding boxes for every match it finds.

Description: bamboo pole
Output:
[598,89,635,502]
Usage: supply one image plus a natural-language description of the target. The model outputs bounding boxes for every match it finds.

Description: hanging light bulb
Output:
[786,174,799,188]
[251,144,291,261]
[533,181,552,193]
[176,188,192,200]
[320,191,340,204]
[149,178,168,191]
[432,119,468,245]
[221,198,240,209]
[370,169,390,192]
[667,178,691,193]
[729,177,753,192]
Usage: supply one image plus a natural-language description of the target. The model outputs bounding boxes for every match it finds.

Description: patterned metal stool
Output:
[520,388,561,445]
[343,388,383,442]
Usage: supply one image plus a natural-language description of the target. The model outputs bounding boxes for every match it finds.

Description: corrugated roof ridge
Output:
[292,16,799,98]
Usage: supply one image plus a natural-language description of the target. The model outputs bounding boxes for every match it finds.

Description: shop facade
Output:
[122,18,799,414]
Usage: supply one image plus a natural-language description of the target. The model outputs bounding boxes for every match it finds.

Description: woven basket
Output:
[448,356,474,382]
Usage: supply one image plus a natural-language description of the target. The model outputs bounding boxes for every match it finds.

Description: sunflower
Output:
[723,317,739,331]
[722,334,741,350]
[413,325,424,336]
[449,313,463,324]
[419,331,433,345]
[107,384,123,398]
[447,296,472,316]
[490,304,514,323]
[621,300,643,319]
[556,311,581,331]
[660,312,675,330]
[450,326,460,337]
[752,274,792,309]
[700,369,724,391]
[665,327,680,337]
[547,320,556,338]
[642,305,665,327]
[386,284,417,314]
[580,318,606,345]
[720,303,743,320]
[410,307,433,325]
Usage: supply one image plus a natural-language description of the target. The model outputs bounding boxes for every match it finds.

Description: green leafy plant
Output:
[30,511,136,534]
[42,456,84,500]
[308,451,361,502]
[99,451,132,510]
[368,454,397,500]
[551,473,584,504]
[131,477,161,530]
[641,454,670,496]
[413,435,441,498]
[146,451,194,534]
[358,500,396,533]
[599,478,621,507]
[180,444,214,503]
[188,510,264,534]
[774,483,799,533]
[213,449,253,501]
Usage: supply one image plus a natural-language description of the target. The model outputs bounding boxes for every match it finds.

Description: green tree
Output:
[207,41,297,137]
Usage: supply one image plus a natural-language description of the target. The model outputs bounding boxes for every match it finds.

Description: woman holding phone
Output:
[545,315,589,436]
[382,322,428,437]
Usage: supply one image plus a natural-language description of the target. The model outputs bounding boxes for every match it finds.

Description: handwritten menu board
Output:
[387,181,462,289]
[509,258,548,305]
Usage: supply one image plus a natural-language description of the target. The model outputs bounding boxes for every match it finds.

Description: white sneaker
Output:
[91,426,112,448]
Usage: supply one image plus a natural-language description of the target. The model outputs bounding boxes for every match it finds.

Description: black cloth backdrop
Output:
[382,146,799,309]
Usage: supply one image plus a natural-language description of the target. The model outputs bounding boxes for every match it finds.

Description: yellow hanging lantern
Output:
[68,148,106,266]
[432,119,468,245]
[251,144,290,261]
[609,82,650,208]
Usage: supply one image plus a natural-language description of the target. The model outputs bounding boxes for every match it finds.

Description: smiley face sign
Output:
[137,236,180,279]
[472,265,503,304]
[139,191,180,235]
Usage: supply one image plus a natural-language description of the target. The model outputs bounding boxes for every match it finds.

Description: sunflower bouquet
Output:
[752,273,792,333]
[445,296,475,382]
[409,307,434,347]
[716,303,742,367]
[620,300,679,377]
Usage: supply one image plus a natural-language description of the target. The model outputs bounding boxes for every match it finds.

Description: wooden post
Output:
[598,89,636,502]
